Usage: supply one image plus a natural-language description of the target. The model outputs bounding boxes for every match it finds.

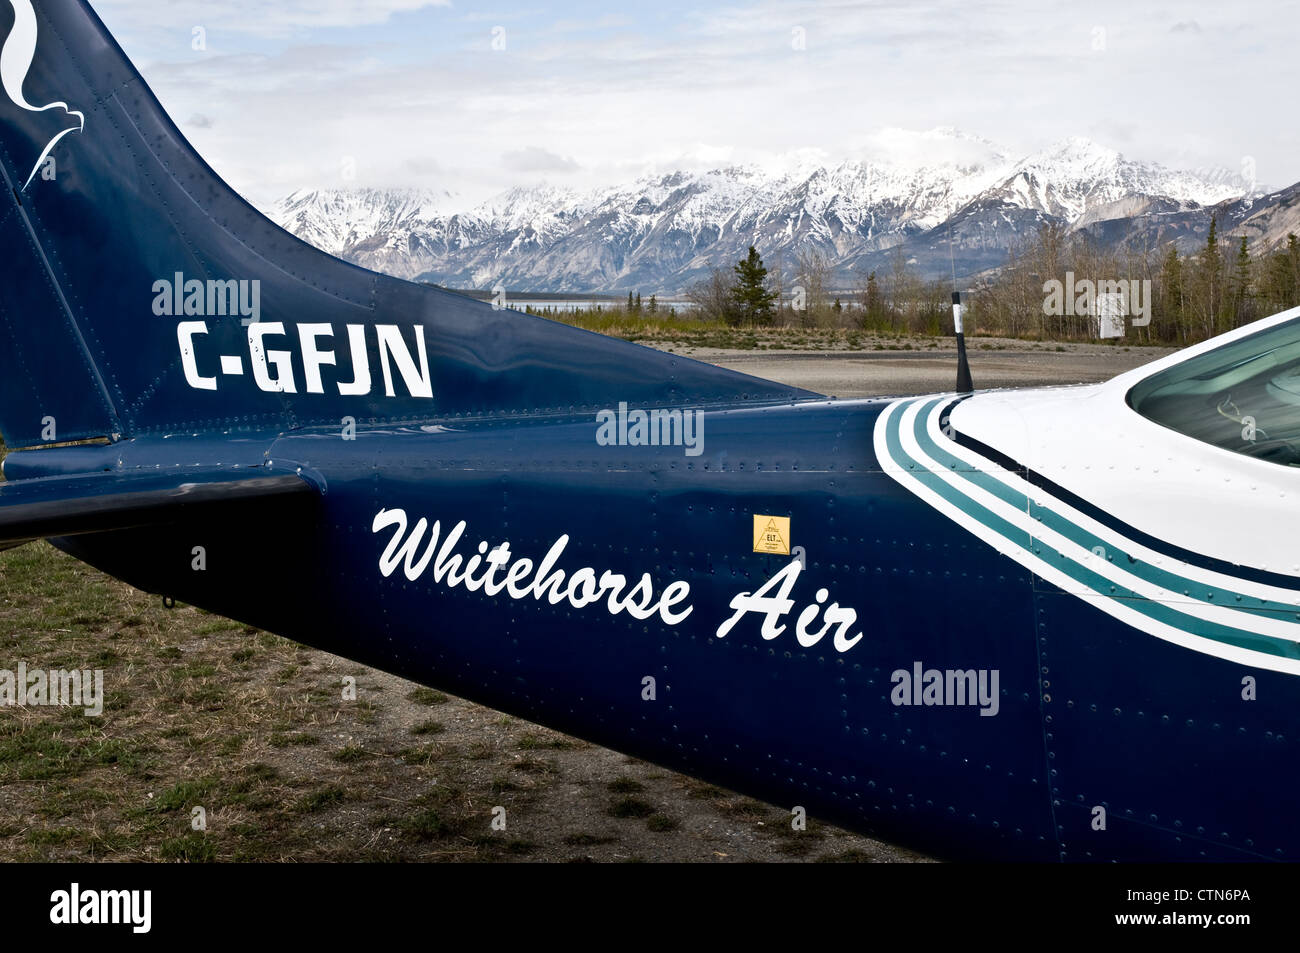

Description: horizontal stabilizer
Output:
[0,469,314,550]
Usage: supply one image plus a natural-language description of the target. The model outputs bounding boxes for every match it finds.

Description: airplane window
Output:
[1127,315,1300,468]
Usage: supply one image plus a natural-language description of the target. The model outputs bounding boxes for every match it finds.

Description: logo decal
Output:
[1,0,84,189]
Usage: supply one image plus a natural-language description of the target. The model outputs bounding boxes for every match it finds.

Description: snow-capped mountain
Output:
[271,186,489,279]
[982,137,1243,221]
[265,133,1264,292]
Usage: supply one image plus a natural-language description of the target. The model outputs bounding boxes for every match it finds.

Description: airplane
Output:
[1,0,1297,863]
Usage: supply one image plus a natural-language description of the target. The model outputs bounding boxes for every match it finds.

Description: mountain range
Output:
[264,130,1300,293]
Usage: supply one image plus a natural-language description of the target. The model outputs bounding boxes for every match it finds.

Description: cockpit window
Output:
[1127,314,1300,468]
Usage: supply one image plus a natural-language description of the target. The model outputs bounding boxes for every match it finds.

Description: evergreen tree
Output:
[730,246,777,325]
[1159,244,1184,341]
[863,271,883,329]
[1201,215,1222,336]
[648,294,657,313]
[1231,235,1252,326]
[1263,235,1300,311]
[634,292,642,312]
[627,291,634,312]
[1288,234,1300,308]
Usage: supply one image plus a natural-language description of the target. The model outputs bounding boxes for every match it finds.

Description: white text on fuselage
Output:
[175,320,432,398]
[372,510,866,653]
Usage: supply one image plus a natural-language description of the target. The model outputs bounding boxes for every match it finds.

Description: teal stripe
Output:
[911,399,1300,622]
[883,399,1300,661]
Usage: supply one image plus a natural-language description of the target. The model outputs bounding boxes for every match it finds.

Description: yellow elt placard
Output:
[753,515,791,555]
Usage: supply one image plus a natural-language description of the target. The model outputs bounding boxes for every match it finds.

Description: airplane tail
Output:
[0,0,809,451]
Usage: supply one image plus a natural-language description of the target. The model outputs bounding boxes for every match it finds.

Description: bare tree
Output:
[794,246,831,327]
[884,246,919,333]
[686,267,737,324]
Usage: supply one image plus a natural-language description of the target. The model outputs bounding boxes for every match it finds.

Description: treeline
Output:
[522,298,682,319]
[686,245,955,332]
[968,218,1300,344]
[523,218,1300,344]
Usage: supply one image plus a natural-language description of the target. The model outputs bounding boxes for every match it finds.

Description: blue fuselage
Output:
[12,396,1295,862]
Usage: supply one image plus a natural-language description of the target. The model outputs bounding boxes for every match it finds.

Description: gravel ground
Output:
[686,337,1175,398]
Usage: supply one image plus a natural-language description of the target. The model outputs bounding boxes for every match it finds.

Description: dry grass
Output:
[548,313,915,351]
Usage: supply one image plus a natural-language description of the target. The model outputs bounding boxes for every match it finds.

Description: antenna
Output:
[953,290,973,393]
[948,220,973,393]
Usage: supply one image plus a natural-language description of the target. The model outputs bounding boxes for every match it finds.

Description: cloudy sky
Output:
[91,0,1300,208]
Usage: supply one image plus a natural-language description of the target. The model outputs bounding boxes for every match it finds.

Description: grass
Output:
[159,833,216,862]
[0,540,490,860]
[332,745,373,763]
[516,731,578,751]
[153,778,218,812]
[295,785,346,814]
[531,309,1172,354]
[545,311,940,351]
[607,797,656,819]
[406,688,449,706]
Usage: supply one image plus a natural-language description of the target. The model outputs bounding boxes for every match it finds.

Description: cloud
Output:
[186,113,213,128]
[501,146,581,174]
[96,0,451,37]
[88,0,1300,206]
[851,128,1008,170]
[402,156,444,176]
